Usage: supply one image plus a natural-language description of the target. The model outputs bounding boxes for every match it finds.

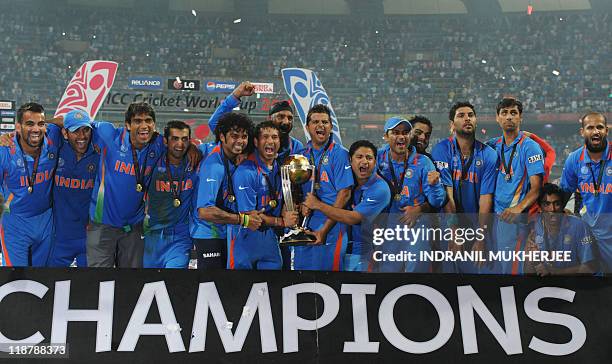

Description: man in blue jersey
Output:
[207,81,304,164]
[293,104,354,271]
[47,110,99,267]
[0,102,61,267]
[431,102,497,273]
[230,121,299,270]
[525,183,596,275]
[143,121,197,269]
[303,140,391,271]
[376,116,446,272]
[488,98,544,275]
[408,115,434,161]
[195,112,262,270]
[561,111,611,273]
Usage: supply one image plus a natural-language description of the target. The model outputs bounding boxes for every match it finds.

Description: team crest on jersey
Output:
[48,152,55,160]
[157,166,166,173]
[58,157,65,168]
[405,168,414,179]
[475,159,483,168]
[88,163,96,173]
[607,166,612,176]
[149,151,156,159]
[120,144,128,153]
[16,158,24,167]
[564,235,573,245]
[581,166,589,175]
[261,176,267,186]
[322,155,329,165]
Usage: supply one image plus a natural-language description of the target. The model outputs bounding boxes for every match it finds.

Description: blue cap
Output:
[384,116,412,132]
[64,110,92,132]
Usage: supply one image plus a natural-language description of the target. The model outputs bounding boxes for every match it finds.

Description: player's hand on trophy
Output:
[300,203,312,217]
[232,81,255,99]
[302,192,321,210]
[0,132,15,147]
[245,210,264,231]
[427,170,440,185]
[305,229,326,245]
[399,204,422,228]
[282,210,299,227]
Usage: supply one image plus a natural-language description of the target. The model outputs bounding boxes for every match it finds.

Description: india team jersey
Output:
[300,140,354,229]
[278,137,304,165]
[146,155,197,231]
[377,145,446,212]
[431,137,498,213]
[53,142,99,239]
[90,121,164,228]
[532,215,595,269]
[350,173,391,245]
[193,143,238,239]
[488,132,544,213]
[0,125,61,217]
[561,142,612,270]
[233,152,282,216]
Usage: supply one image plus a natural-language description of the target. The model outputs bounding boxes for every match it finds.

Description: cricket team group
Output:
[0,81,609,275]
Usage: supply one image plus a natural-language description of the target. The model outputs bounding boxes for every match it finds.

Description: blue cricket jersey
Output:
[192,143,238,239]
[53,141,99,239]
[0,125,62,217]
[233,151,282,216]
[431,136,497,213]
[146,154,197,231]
[89,121,165,228]
[350,173,391,250]
[488,132,545,213]
[561,142,612,271]
[376,145,446,212]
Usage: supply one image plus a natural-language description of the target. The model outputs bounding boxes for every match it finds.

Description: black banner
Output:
[0,269,610,363]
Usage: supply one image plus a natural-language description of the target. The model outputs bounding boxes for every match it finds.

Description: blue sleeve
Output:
[46,123,63,147]
[208,95,241,134]
[523,140,545,177]
[233,164,257,213]
[421,158,446,209]
[431,142,453,187]
[354,181,391,223]
[196,157,225,209]
[91,121,117,148]
[332,148,354,191]
[480,148,498,195]
[574,220,595,264]
[291,138,304,155]
[560,153,578,192]
[485,137,498,149]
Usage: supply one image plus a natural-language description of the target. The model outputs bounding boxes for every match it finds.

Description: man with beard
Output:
[409,115,434,160]
[47,110,99,267]
[561,112,611,273]
[525,183,596,275]
[303,140,391,271]
[0,102,61,266]
[143,121,198,269]
[229,121,299,270]
[489,98,544,275]
[196,112,262,270]
[431,102,497,273]
[207,81,303,164]
[376,117,446,272]
[294,104,354,271]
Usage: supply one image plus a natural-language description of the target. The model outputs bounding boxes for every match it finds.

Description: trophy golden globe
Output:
[280,154,317,246]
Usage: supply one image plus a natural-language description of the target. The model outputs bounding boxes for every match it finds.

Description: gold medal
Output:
[504,174,512,182]
[228,195,236,202]
[314,183,321,190]
[173,198,181,208]
[394,194,401,201]
[136,183,143,192]
[269,200,277,208]
[27,186,33,193]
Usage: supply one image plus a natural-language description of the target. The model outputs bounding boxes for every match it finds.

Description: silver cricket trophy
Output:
[279,154,317,246]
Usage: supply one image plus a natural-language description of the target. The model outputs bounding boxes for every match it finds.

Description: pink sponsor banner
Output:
[54,60,119,119]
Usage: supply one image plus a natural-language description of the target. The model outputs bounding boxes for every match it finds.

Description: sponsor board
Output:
[204,80,239,93]
[128,76,164,90]
[0,123,15,130]
[0,110,15,116]
[252,82,274,94]
[1,117,14,123]
[168,78,200,91]
[0,100,15,110]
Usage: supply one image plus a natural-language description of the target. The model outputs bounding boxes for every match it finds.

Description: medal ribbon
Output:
[16,134,41,193]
